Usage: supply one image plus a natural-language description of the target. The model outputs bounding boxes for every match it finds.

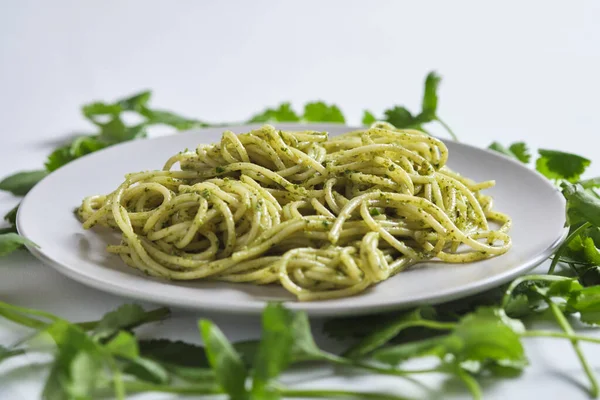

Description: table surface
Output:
[2,1,600,399]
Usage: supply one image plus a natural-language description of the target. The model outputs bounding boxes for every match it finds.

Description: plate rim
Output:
[17,123,568,316]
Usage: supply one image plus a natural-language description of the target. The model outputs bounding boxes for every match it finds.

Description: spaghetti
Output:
[78,123,511,301]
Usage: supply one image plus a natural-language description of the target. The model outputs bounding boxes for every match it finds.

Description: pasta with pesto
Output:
[77,123,511,301]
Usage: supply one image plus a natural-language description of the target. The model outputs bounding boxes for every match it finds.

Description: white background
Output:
[1,1,600,399]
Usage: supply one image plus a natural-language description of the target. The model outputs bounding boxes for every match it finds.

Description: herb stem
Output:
[0,300,60,323]
[522,330,600,344]
[109,358,126,400]
[319,351,439,376]
[0,309,48,329]
[344,320,456,358]
[455,367,482,400]
[548,222,591,274]
[121,381,220,395]
[435,117,459,142]
[281,388,411,399]
[548,301,599,398]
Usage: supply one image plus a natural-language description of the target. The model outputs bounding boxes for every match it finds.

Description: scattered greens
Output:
[2,71,600,398]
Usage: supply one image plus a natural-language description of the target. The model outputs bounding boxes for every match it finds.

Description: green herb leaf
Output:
[302,102,345,123]
[4,205,18,227]
[509,143,531,163]
[252,303,295,399]
[82,102,122,123]
[568,286,600,325]
[288,312,326,362]
[563,184,600,227]
[420,71,441,120]
[372,336,447,365]
[580,267,600,287]
[123,356,170,384]
[140,108,208,130]
[105,332,170,385]
[0,233,38,256]
[98,117,128,143]
[199,320,248,400]
[344,307,440,358]
[0,170,48,196]
[536,149,591,182]
[68,350,100,399]
[104,331,139,358]
[450,307,526,365]
[488,142,530,164]
[93,304,168,340]
[362,110,376,125]
[43,320,103,400]
[139,339,209,368]
[82,90,151,124]
[580,177,600,189]
[383,106,418,129]
[45,136,107,172]
[248,102,300,123]
[117,90,152,111]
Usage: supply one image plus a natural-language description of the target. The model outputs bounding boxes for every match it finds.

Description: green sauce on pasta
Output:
[78,123,511,301]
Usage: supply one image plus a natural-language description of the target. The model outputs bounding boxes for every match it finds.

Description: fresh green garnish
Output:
[488,142,531,163]
[3,71,600,398]
[0,232,38,256]
[0,170,48,196]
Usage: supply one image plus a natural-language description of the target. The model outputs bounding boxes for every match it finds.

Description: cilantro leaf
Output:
[248,102,300,123]
[68,350,101,399]
[251,303,295,399]
[420,71,441,120]
[302,102,345,123]
[140,108,209,130]
[450,307,525,364]
[563,184,600,227]
[117,90,152,111]
[580,177,600,189]
[509,143,531,163]
[536,149,591,182]
[488,142,531,164]
[362,110,376,125]
[580,267,600,287]
[0,170,48,196]
[567,286,600,325]
[503,294,533,318]
[288,311,329,362]
[139,339,208,368]
[93,304,168,340]
[0,233,38,256]
[383,106,419,129]
[82,90,151,124]
[82,102,122,123]
[45,136,107,172]
[97,117,129,143]
[104,331,139,359]
[199,320,248,400]
[373,308,526,374]
[4,205,18,227]
[43,320,104,400]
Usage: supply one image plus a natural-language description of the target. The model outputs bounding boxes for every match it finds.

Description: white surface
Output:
[2,1,600,399]
[18,123,566,316]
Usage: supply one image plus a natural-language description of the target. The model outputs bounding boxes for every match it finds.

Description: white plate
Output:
[17,124,567,316]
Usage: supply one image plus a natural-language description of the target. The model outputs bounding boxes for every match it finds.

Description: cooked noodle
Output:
[78,123,511,301]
